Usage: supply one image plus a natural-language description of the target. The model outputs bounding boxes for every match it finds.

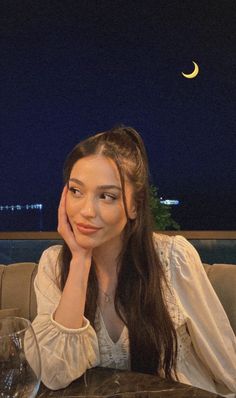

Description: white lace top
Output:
[94,307,130,370]
[32,234,236,396]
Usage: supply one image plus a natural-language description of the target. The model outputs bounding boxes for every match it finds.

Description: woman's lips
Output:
[76,223,102,235]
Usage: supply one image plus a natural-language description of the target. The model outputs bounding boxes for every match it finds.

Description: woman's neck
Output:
[93,236,123,290]
[93,235,122,271]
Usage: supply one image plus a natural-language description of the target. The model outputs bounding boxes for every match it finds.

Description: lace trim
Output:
[94,309,130,369]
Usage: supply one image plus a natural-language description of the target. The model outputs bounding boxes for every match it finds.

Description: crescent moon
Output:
[182,61,199,79]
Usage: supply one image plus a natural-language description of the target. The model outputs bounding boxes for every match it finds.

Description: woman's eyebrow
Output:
[69,178,84,185]
[69,178,122,191]
[97,185,122,191]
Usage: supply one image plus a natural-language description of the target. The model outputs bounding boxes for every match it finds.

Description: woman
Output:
[32,126,236,395]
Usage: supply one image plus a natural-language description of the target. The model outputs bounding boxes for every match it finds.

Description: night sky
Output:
[1,1,235,230]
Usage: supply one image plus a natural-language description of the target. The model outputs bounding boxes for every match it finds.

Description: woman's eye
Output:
[101,193,117,201]
[69,187,82,197]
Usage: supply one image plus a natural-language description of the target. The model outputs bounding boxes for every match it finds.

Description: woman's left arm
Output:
[171,236,236,393]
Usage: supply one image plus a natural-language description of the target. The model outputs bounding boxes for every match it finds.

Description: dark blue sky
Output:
[1,1,235,230]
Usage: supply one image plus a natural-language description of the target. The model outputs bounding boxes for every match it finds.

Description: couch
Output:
[0,262,37,322]
[0,262,235,335]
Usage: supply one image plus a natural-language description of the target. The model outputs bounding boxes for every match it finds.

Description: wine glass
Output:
[0,316,41,398]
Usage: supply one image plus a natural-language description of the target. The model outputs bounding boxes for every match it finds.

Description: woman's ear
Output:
[129,205,137,220]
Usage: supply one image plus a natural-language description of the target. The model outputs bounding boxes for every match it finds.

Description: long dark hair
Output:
[58,126,177,378]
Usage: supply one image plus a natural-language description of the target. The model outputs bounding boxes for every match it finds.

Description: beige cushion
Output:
[0,308,21,319]
[204,263,236,335]
[0,263,37,321]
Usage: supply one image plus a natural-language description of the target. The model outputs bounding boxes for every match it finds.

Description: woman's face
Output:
[66,155,136,250]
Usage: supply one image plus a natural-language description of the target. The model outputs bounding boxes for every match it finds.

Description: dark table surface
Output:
[37,367,224,398]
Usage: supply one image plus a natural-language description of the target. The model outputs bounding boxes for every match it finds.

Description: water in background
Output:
[0,197,235,231]
[0,204,44,231]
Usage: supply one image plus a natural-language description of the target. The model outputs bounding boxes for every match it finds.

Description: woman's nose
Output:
[80,196,96,218]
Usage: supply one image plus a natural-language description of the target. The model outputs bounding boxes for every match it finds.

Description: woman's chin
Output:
[74,234,100,250]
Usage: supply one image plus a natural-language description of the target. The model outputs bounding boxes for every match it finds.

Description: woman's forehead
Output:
[71,155,120,181]
[70,155,133,190]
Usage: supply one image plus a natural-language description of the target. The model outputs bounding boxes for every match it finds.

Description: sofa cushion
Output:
[0,308,21,319]
[0,263,37,321]
[204,263,236,335]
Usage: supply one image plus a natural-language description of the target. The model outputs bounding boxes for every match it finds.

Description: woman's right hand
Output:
[55,185,92,329]
[57,186,92,263]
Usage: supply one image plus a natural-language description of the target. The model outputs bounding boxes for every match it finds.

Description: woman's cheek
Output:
[101,207,121,225]
[104,206,126,226]
[66,193,77,212]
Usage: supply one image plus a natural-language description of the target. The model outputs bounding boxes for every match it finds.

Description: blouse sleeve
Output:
[31,245,100,390]
[171,236,236,393]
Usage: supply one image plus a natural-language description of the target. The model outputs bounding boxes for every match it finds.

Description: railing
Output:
[0,231,236,239]
[0,231,235,265]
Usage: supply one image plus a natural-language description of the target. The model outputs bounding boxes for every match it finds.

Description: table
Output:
[37,367,224,397]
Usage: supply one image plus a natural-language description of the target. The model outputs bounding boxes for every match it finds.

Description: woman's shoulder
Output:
[153,232,195,255]
[37,245,63,281]
[152,232,199,271]
[152,232,175,256]
[40,244,62,257]
[153,233,205,289]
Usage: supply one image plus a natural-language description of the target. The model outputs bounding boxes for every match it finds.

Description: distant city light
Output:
[160,199,180,206]
[0,204,43,211]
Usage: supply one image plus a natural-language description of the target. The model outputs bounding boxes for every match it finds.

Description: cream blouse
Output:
[32,234,236,395]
